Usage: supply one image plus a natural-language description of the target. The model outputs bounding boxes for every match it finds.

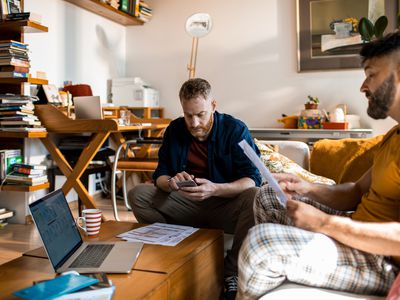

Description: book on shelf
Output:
[0,127,47,132]
[0,0,9,20]
[12,164,46,175]
[0,40,28,50]
[5,174,48,185]
[0,115,38,121]
[0,93,38,102]
[0,65,29,73]
[0,57,30,67]
[119,0,129,12]
[0,71,28,78]
[0,120,41,126]
[0,210,14,220]
[5,11,41,23]
[12,163,47,170]
[0,110,34,116]
[0,149,22,180]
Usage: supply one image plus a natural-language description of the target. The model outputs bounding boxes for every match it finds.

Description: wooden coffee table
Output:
[8,221,224,300]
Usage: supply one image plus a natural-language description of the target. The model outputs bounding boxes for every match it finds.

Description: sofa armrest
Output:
[258,140,310,170]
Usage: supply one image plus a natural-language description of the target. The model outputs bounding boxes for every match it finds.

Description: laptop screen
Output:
[74,96,103,120]
[29,190,83,270]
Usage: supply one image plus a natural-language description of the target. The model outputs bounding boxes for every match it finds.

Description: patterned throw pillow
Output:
[254,139,335,185]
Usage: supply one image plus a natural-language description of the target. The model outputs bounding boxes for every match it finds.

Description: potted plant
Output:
[305,95,319,110]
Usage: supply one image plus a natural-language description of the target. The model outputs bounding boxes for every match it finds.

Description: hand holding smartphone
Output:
[176,179,197,188]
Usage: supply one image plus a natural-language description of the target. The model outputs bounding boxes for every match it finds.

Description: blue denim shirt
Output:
[153,111,262,186]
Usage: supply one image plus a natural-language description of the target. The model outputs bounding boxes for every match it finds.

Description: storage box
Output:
[321,122,349,129]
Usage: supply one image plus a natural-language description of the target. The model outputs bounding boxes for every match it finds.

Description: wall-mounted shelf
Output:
[0,131,48,139]
[0,78,48,85]
[64,0,144,26]
[0,182,50,192]
[0,20,49,35]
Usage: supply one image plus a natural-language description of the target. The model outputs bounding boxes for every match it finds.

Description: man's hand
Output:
[274,173,312,199]
[168,171,195,191]
[287,199,329,232]
[178,178,217,201]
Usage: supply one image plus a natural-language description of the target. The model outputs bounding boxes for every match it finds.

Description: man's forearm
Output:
[156,175,172,193]
[321,216,400,256]
[214,177,256,198]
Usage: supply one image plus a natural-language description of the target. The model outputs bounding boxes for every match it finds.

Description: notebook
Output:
[74,96,103,120]
[29,189,143,273]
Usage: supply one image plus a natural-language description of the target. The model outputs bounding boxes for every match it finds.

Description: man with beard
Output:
[237,32,400,299]
[129,78,261,300]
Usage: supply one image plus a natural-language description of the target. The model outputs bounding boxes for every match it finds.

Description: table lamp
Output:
[185,13,212,79]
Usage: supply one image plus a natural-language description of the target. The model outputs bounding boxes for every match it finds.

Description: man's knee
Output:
[239,187,260,208]
[128,184,155,211]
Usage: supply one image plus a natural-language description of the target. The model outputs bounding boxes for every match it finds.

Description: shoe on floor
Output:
[224,275,238,300]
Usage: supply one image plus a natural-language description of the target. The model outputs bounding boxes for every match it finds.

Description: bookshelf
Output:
[0,5,50,223]
[63,0,145,26]
[0,182,50,192]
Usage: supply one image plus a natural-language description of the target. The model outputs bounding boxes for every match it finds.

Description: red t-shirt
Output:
[186,138,208,179]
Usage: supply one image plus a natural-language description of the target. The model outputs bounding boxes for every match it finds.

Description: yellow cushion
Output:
[310,135,383,183]
[255,139,335,185]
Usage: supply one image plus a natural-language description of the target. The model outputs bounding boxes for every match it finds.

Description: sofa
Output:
[253,138,386,300]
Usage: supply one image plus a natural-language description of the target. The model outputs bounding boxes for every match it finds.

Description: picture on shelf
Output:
[37,84,63,105]
[7,0,21,14]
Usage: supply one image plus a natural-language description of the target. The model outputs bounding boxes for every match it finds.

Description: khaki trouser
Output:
[128,184,259,277]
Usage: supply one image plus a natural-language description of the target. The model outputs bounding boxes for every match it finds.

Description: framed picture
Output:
[7,0,21,14]
[297,0,398,72]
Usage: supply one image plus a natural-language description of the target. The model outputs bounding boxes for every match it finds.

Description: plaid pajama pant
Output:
[237,186,398,300]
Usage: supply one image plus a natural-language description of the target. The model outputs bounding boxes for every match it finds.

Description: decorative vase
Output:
[305,103,318,110]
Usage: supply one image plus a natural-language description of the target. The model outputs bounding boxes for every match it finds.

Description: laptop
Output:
[29,189,143,273]
[74,96,103,119]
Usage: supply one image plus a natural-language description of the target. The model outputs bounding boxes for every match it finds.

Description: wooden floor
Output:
[0,196,136,266]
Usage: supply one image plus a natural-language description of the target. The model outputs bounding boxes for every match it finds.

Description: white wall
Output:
[24,0,127,102]
[126,0,396,136]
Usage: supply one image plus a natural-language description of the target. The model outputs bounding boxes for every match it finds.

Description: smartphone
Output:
[176,180,197,188]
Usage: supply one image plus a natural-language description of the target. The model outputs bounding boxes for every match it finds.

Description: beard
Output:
[189,114,214,141]
[366,74,395,119]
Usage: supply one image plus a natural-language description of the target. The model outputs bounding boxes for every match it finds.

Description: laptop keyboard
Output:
[69,244,114,268]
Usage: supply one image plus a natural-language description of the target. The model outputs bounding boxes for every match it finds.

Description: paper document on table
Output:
[117,223,198,246]
[238,139,288,207]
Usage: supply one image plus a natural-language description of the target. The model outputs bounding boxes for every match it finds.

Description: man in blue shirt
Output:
[129,78,261,300]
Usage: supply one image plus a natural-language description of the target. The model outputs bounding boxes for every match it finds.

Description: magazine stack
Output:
[0,94,46,132]
[4,163,47,186]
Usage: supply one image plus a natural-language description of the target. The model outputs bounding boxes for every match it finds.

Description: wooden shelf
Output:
[64,0,144,26]
[0,131,48,138]
[0,182,49,192]
[0,77,48,85]
[0,20,48,34]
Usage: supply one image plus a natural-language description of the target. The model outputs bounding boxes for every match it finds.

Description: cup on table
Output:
[76,209,102,236]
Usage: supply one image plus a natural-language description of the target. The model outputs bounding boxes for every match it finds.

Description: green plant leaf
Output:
[374,16,388,38]
[358,17,374,42]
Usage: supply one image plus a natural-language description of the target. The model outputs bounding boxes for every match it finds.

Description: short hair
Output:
[179,78,211,101]
[360,31,400,64]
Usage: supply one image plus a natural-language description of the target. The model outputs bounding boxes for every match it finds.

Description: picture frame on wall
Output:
[297,0,398,72]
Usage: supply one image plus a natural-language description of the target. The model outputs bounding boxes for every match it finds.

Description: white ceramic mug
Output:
[76,209,102,236]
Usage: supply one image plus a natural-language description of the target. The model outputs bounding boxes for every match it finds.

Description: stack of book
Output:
[119,0,152,22]
[0,40,30,79]
[107,0,120,10]
[5,163,47,186]
[0,208,14,228]
[137,0,152,22]
[0,94,46,132]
